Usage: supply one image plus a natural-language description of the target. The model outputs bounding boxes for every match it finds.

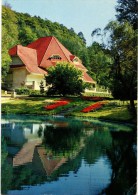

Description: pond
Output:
[1,114,137,195]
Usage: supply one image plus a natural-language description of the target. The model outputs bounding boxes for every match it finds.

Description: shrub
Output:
[45,62,85,96]
[15,87,30,95]
[29,90,41,96]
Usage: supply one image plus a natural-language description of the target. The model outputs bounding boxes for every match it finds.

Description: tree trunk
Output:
[129,99,136,116]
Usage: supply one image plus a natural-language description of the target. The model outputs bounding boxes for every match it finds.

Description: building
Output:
[5,36,95,90]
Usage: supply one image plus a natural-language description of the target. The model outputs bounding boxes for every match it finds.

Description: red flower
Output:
[81,102,106,113]
[44,100,70,110]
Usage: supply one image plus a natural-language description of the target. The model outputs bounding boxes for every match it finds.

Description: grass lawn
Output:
[1,96,136,124]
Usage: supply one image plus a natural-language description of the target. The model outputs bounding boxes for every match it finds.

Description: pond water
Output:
[1,114,137,195]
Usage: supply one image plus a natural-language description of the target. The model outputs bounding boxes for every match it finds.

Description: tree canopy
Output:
[45,62,86,96]
[105,21,137,113]
[115,0,138,29]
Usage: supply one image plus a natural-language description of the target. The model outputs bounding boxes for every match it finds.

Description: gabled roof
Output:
[9,45,47,75]
[9,36,95,83]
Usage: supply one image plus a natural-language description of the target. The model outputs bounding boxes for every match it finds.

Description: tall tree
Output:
[78,32,86,44]
[87,42,112,88]
[115,0,138,29]
[105,21,137,114]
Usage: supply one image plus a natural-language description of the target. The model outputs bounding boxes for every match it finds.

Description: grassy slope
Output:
[1,97,136,124]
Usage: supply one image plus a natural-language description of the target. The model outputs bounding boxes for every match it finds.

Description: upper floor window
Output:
[49,54,61,60]
[73,57,79,62]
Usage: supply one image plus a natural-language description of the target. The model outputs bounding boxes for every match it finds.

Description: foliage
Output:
[87,42,112,88]
[115,0,138,30]
[29,90,42,96]
[78,31,86,44]
[2,6,19,79]
[45,62,86,96]
[104,21,137,113]
[1,137,13,194]
[39,81,45,94]
[43,124,84,157]
[15,87,31,95]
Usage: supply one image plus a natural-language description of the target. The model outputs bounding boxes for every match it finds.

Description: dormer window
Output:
[49,54,61,60]
[73,57,79,62]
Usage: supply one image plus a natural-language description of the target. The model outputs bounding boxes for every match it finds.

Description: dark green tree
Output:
[78,32,86,44]
[45,62,86,96]
[105,21,137,114]
[115,0,138,30]
[87,42,112,88]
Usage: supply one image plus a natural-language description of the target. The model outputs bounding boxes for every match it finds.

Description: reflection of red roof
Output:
[9,36,95,83]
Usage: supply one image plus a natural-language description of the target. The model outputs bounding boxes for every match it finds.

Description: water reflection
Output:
[1,114,136,195]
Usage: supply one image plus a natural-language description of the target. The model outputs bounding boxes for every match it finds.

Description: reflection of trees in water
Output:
[45,128,113,181]
[49,151,83,181]
[101,131,137,195]
[42,124,84,158]
[83,130,112,165]
[1,136,13,194]
[11,165,47,190]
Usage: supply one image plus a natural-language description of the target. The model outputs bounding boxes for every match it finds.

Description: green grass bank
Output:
[1,96,137,125]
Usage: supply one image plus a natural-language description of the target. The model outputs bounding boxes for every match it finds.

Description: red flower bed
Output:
[82,96,104,101]
[44,100,70,110]
[81,102,105,113]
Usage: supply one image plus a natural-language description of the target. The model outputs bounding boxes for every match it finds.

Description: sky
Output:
[2,0,117,46]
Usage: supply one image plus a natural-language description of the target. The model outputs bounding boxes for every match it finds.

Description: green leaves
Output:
[45,62,85,96]
[105,20,137,114]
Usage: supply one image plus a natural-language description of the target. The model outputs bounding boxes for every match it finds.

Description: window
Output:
[73,57,79,62]
[49,54,61,60]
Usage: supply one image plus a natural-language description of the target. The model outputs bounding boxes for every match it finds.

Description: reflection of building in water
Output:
[13,143,67,176]
[2,119,68,176]
[32,146,67,176]
[1,119,45,146]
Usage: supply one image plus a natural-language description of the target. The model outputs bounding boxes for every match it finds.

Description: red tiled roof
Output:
[27,36,53,65]
[75,63,87,71]
[9,45,18,56]
[83,72,96,83]
[9,45,47,75]
[70,55,75,61]
[9,36,95,83]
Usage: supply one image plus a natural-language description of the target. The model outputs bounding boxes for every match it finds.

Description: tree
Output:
[19,26,38,45]
[105,21,137,114]
[87,42,112,88]
[78,32,86,44]
[45,62,86,96]
[2,6,19,78]
[115,0,138,30]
